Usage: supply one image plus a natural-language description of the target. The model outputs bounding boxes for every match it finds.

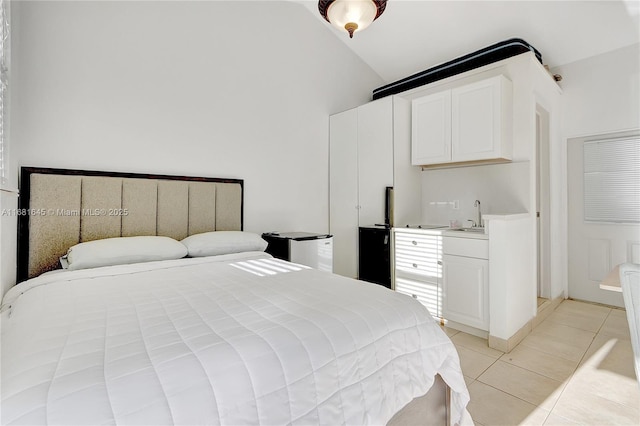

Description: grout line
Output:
[466,300,638,425]
[473,380,541,409]
[498,350,578,383]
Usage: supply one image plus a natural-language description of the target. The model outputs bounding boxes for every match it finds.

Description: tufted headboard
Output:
[17,167,244,282]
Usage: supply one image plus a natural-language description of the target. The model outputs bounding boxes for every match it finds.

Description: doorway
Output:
[536,105,551,300]
[567,130,639,307]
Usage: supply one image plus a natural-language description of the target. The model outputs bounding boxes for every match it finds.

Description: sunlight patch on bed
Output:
[230,258,311,277]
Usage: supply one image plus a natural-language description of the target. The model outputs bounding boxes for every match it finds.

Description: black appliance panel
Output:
[358,226,391,289]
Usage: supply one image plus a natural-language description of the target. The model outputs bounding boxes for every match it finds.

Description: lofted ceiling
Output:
[295,0,640,84]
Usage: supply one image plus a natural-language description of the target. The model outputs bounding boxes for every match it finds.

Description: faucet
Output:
[474,200,483,228]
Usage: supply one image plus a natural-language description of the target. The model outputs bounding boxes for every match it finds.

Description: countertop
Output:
[483,213,530,221]
[443,229,489,239]
[394,226,489,239]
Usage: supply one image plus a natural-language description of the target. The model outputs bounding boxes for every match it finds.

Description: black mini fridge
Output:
[358,226,391,289]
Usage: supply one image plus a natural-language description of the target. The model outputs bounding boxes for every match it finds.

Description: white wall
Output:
[420,161,530,227]
[0,0,16,298]
[553,43,640,305]
[553,43,640,137]
[1,0,383,295]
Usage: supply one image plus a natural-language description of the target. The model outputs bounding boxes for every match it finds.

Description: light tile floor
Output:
[444,299,640,425]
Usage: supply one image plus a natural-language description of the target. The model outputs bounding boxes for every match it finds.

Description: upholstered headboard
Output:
[17,167,244,281]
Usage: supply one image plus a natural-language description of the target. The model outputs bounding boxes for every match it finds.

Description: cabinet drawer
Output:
[443,236,488,259]
[395,275,441,319]
[394,251,440,277]
[395,232,442,251]
[394,232,442,277]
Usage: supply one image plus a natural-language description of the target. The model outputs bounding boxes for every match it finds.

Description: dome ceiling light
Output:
[318,0,387,39]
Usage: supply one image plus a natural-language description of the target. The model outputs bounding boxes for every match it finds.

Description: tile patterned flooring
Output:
[443,299,640,425]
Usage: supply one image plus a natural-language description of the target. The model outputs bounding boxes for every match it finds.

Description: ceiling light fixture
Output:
[318,0,387,39]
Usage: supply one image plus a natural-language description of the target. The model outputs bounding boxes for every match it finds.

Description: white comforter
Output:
[1,252,471,425]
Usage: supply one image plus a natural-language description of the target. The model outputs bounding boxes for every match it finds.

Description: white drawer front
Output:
[443,236,489,259]
[395,275,441,319]
[394,232,442,278]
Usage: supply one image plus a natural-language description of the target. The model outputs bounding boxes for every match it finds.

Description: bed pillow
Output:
[63,236,188,271]
[181,231,268,257]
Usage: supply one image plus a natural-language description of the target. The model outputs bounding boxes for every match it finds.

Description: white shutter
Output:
[583,136,640,223]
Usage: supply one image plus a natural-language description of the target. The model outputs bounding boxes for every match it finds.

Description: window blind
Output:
[583,136,640,223]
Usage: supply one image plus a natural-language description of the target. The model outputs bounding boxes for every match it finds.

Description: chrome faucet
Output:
[474,200,483,228]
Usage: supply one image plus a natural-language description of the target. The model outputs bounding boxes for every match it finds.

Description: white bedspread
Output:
[1,252,471,425]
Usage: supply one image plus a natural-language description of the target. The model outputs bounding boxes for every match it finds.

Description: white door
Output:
[567,133,640,307]
[411,91,451,165]
[442,255,489,330]
[451,76,502,162]
[329,99,394,279]
[357,98,394,227]
[329,108,359,278]
[536,107,551,299]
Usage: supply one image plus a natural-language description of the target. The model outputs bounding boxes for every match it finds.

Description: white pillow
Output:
[181,231,268,257]
[64,236,188,271]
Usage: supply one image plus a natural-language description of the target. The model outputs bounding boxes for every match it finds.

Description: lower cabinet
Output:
[393,228,443,320]
[442,236,489,331]
[393,230,490,330]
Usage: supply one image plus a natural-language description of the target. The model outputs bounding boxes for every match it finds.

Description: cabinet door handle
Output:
[412,263,418,268]
[437,261,442,265]
[412,240,417,245]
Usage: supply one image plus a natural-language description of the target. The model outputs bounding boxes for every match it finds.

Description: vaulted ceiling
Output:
[295,0,640,83]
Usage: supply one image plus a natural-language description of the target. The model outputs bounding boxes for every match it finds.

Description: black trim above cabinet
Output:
[358,226,391,289]
[372,38,542,100]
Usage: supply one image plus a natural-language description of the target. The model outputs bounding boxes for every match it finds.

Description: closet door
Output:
[329,108,359,278]
[357,97,394,227]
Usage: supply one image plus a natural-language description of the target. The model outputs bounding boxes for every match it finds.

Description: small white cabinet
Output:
[393,228,443,320]
[442,236,489,331]
[412,75,513,166]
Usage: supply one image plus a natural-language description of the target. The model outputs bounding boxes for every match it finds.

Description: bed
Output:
[1,167,472,425]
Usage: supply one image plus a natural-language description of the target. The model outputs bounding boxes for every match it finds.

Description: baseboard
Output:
[489,320,532,353]
[443,320,488,339]
[533,294,564,329]
[489,293,565,353]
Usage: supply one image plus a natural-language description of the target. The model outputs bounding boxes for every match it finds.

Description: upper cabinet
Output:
[411,75,513,166]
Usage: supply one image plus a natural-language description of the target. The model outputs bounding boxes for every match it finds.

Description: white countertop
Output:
[483,213,530,221]
[443,229,489,239]
[394,226,489,239]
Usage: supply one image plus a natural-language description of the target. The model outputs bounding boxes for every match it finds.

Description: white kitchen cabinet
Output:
[393,228,443,320]
[330,97,393,278]
[411,75,512,166]
[411,91,451,165]
[442,236,489,331]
